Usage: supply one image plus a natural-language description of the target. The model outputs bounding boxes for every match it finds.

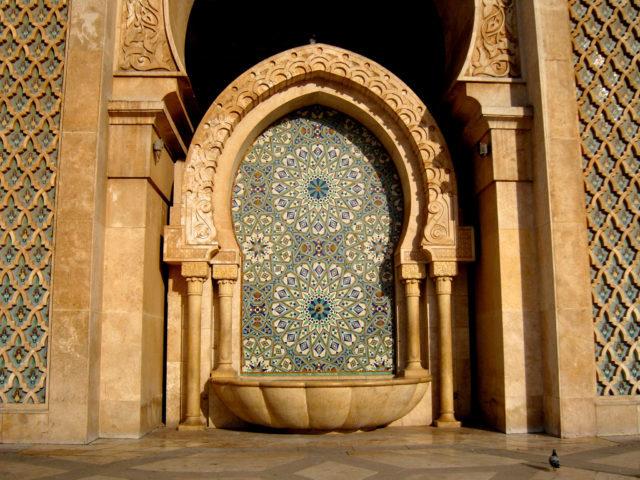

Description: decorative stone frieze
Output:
[466,0,521,78]
[118,0,177,72]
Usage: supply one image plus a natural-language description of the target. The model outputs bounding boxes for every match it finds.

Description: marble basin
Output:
[210,375,430,430]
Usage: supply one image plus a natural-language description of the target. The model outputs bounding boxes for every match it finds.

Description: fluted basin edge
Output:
[211,375,431,430]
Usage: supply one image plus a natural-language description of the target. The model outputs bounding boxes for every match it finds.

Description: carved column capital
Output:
[403,278,421,297]
[217,279,235,297]
[181,261,209,279]
[430,261,458,279]
[434,276,453,296]
[212,264,238,281]
[399,263,427,280]
[182,261,209,296]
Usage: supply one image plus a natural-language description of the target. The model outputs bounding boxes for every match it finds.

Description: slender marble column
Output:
[400,264,429,377]
[179,262,209,430]
[212,265,238,377]
[432,261,461,427]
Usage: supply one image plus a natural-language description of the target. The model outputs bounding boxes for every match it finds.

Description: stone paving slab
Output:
[0,427,638,479]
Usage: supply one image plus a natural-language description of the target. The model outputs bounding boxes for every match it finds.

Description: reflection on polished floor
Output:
[1,426,638,479]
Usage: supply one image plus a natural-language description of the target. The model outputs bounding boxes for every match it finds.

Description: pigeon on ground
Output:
[549,449,560,470]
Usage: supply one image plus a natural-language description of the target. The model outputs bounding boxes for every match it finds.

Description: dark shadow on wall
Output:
[185,0,446,119]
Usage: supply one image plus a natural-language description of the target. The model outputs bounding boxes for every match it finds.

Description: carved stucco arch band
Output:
[180,44,459,260]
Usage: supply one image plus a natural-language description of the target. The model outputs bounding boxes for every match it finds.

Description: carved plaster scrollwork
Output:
[467,0,520,78]
[423,167,456,248]
[181,44,457,251]
[118,0,177,72]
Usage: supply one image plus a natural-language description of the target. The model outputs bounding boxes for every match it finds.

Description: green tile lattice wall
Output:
[570,0,640,395]
[0,0,67,403]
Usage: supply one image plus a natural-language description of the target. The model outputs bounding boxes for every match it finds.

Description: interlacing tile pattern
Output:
[0,0,67,403]
[232,106,403,375]
[570,0,640,395]
[0,427,638,479]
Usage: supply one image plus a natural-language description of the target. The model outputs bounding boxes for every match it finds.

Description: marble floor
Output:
[1,426,639,479]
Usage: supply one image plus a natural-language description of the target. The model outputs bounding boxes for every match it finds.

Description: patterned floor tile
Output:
[132,450,307,473]
[0,459,67,479]
[404,472,497,480]
[348,447,521,469]
[295,460,377,480]
[590,450,640,470]
[530,467,633,479]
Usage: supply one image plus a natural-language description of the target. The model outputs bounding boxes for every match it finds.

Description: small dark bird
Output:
[549,449,560,470]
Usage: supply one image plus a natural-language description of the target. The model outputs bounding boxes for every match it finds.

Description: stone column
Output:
[179,261,209,430]
[212,265,239,377]
[399,264,429,377]
[432,261,461,428]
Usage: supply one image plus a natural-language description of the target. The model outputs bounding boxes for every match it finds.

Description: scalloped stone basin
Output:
[211,376,430,430]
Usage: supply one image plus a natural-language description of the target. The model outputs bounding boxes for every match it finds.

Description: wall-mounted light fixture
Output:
[477,142,490,157]
[153,139,164,164]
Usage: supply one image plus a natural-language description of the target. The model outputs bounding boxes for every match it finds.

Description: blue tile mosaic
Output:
[232,106,403,375]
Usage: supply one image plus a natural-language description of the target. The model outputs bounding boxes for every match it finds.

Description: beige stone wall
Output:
[3,0,636,442]
[520,0,596,437]
[448,0,598,437]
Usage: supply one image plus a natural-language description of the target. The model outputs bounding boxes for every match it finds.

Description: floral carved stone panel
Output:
[233,106,403,375]
[467,0,521,78]
[118,0,176,72]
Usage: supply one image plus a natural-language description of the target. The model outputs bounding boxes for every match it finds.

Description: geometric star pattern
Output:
[232,105,403,375]
[0,0,68,403]
[570,0,640,395]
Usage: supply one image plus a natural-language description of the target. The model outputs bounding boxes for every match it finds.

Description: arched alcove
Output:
[165,43,473,430]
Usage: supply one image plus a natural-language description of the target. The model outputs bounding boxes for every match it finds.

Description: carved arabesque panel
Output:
[570,0,640,395]
[181,44,457,254]
[0,0,67,404]
[118,0,177,72]
[467,0,521,78]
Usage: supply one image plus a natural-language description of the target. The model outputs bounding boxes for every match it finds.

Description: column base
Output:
[211,365,236,378]
[178,417,205,431]
[402,367,430,378]
[435,418,461,428]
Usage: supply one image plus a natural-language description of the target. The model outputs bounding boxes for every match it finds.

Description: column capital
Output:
[434,276,453,296]
[403,278,421,297]
[399,263,427,281]
[181,261,209,279]
[211,264,238,281]
[430,261,458,278]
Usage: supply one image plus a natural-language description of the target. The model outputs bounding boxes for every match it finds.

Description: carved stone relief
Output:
[118,0,177,72]
[466,0,520,78]
[180,44,458,256]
